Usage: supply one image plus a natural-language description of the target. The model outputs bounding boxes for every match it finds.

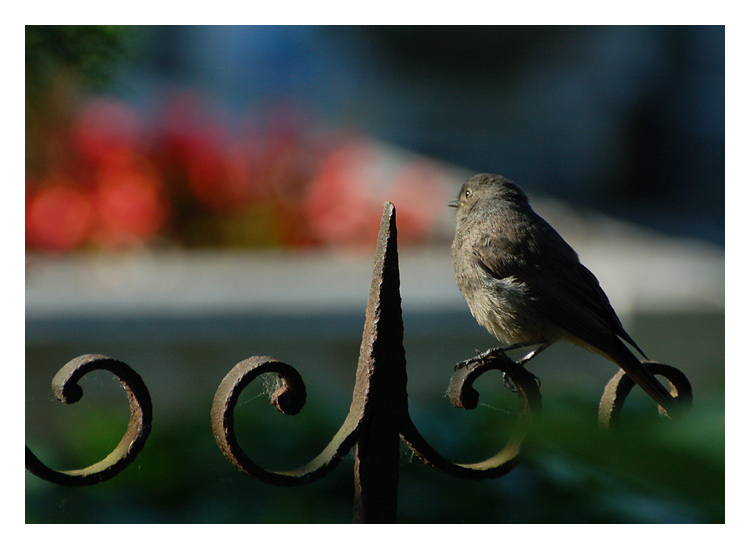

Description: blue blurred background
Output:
[138,26,724,242]
[25,25,724,523]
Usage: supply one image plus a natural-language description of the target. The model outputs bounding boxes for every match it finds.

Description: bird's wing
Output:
[475,233,647,359]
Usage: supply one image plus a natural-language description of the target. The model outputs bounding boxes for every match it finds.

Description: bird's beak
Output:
[448,200,459,208]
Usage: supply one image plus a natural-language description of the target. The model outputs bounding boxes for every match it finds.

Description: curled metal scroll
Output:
[25,354,152,486]
[211,201,541,515]
[211,356,363,486]
[598,361,692,429]
[211,355,539,486]
[401,353,542,480]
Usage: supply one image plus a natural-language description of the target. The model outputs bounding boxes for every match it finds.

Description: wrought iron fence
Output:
[25,202,693,523]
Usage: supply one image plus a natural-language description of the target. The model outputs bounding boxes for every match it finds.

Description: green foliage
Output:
[25,386,724,523]
[25,25,141,170]
[26,25,133,96]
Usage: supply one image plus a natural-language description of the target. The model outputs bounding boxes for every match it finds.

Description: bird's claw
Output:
[502,372,518,392]
[454,347,505,371]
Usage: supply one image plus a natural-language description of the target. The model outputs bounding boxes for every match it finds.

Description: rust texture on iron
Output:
[401,352,542,480]
[26,201,694,523]
[209,203,408,521]
[210,202,544,522]
[351,201,407,523]
[210,355,363,487]
[598,361,693,429]
[25,354,152,486]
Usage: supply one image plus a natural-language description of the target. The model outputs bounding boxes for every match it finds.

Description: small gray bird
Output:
[450,173,677,415]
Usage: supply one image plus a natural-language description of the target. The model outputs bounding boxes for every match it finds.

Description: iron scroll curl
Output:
[25,354,152,486]
[598,360,693,429]
[210,356,363,486]
[211,202,543,492]
[210,353,543,486]
[401,352,542,479]
[25,201,693,523]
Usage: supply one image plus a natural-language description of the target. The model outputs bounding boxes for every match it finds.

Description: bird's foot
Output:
[517,343,551,366]
[502,372,518,392]
[502,366,542,393]
[454,345,523,371]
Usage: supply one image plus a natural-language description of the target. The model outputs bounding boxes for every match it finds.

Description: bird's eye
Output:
[465,189,472,199]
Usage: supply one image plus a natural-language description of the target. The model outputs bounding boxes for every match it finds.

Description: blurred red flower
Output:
[26,91,452,253]
[304,142,383,249]
[71,98,143,166]
[156,92,228,171]
[91,162,168,247]
[187,141,263,214]
[26,177,94,251]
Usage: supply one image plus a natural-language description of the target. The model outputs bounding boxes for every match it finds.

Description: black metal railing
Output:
[25,202,693,523]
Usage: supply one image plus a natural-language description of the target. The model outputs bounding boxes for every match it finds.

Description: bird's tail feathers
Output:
[606,343,679,417]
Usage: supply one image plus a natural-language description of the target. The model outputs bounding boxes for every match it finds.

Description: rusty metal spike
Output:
[351,201,408,523]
